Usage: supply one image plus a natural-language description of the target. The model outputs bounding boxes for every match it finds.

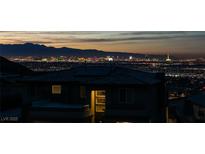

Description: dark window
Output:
[198,110,204,117]
[80,86,86,98]
[120,88,126,103]
[184,102,193,116]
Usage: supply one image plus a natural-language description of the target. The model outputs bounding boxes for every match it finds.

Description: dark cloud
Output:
[118,31,205,39]
[119,31,187,36]
[67,31,205,42]
[1,31,205,44]
[25,41,54,44]
[71,36,177,42]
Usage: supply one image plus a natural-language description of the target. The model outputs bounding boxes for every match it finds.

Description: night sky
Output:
[0,31,205,58]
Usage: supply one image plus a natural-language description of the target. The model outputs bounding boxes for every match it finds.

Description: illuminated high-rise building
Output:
[165,54,172,63]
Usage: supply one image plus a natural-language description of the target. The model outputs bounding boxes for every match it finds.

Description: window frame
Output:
[51,85,62,95]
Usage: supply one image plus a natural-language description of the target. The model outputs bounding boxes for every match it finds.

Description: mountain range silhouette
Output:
[0,43,163,58]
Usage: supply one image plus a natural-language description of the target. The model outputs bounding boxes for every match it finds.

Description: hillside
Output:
[0,56,33,75]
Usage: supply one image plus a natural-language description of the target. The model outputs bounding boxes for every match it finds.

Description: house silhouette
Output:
[19,65,167,122]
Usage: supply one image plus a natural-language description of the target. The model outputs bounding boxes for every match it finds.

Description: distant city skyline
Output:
[0,31,205,58]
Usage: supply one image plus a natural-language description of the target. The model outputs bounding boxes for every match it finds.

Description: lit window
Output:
[52,85,61,94]
[96,90,106,97]
[95,90,106,113]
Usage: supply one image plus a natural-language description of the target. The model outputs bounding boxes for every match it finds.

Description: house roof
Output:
[20,65,163,85]
[187,92,205,107]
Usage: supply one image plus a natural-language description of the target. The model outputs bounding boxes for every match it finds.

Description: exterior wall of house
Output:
[24,81,166,122]
[25,82,92,107]
[183,101,205,122]
[193,104,205,122]
[105,84,166,122]
[0,81,24,110]
[28,82,83,104]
